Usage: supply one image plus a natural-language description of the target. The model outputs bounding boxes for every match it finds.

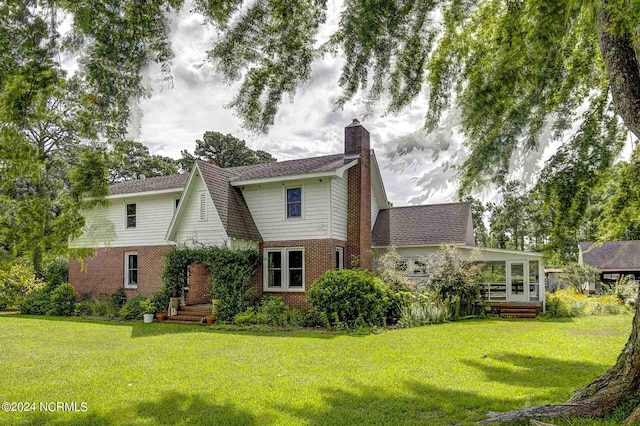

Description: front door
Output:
[507,261,529,302]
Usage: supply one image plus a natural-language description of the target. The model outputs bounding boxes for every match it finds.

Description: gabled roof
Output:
[579,241,640,271]
[196,161,262,241]
[372,203,474,247]
[227,154,354,182]
[108,154,355,196]
[109,174,188,195]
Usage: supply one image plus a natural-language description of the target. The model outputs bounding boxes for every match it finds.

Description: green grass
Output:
[0,314,636,425]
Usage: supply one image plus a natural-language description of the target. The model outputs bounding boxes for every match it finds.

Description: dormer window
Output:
[286,187,302,218]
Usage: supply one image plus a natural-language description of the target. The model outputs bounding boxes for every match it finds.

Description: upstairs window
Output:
[126,203,137,228]
[286,187,302,218]
[175,198,180,211]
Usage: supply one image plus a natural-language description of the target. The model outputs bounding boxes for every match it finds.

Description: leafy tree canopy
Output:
[109,140,178,183]
[179,131,276,171]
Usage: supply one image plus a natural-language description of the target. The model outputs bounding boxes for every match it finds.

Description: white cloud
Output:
[133,1,466,206]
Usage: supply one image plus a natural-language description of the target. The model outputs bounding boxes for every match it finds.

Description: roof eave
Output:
[101,187,184,200]
[230,165,357,187]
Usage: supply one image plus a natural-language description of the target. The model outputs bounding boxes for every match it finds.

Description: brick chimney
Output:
[345,119,372,269]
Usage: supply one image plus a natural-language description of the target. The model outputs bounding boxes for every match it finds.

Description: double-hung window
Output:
[265,248,305,291]
[286,187,302,218]
[124,252,138,288]
[126,203,137,228]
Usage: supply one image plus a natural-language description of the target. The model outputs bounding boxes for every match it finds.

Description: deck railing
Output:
[478,282,507,301]
[478,282,541,302]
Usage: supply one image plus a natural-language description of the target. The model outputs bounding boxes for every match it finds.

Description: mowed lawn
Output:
[0,315,633,426]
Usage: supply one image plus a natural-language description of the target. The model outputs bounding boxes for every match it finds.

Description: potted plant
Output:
[141,299,155,324]
[206,304,217,325]
[155,311,166,322]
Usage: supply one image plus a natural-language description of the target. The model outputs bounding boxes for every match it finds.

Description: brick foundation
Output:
[69,245,172,299]
[256,239,346,308]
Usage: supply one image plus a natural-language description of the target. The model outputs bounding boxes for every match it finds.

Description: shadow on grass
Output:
[276,381,521,425]
[462,352,609,396]
[16,391,265,426]
[275,355,616,426]
[0,313,340,340]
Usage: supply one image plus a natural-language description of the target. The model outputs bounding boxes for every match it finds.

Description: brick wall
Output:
[345,119,372,269]
[256,239,346,308]
[68,245,172,299]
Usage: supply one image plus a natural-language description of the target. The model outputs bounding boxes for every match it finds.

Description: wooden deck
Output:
[487,302,543,319]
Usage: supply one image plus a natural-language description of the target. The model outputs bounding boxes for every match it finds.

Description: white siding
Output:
[331,177,347,241]
[371,184,380,229]
[241,179,330,241]
[173,175,228,247]
[70,193,180,248]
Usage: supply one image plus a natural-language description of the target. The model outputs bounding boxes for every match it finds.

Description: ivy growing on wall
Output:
[159,246,260,322]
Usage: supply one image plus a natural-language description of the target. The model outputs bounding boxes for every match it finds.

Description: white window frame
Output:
[199,191,207,221]
[408,258,427,277]
[335,247,344,270]
[284,186,304,220]
[125,203,137,229]
[264,247,305,292]
[124,251,138,289]
[174,197,181,211]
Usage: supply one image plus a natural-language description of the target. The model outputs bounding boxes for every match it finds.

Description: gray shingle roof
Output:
[196,161,262,241]
[227,154,353,181]
[579,241,640,271]
[372,203,474,247]
[109,174,188,195]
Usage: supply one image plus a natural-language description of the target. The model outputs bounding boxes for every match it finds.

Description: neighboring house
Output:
[69,120,544,311]
[579,241,640,289]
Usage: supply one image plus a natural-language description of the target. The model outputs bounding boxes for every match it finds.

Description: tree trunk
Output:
[482,284,640,424]
[597,0,640,140]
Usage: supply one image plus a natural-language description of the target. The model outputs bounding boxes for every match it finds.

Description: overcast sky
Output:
[126,1,634,206]
[124,1,475,207]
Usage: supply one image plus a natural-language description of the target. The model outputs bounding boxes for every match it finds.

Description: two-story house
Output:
[69,120,545,313]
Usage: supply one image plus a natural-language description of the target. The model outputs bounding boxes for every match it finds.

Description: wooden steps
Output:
[489,302,542,319]
[164,304,212,324]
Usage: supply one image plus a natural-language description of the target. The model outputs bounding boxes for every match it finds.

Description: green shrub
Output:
[373,247,418,293]
[426,245,482,319]
[150,291,169,313]
[109,288,127,310]
[308,269,408,328]
[19,290,51,315]
[397,301,448,328]
[546,289,627,317]
[605,275,638,307]
[44,260,68,293]
[47,284,78,316]
[233,307,263,325]
[0,263,45,311]
[74,301,92,317]
[90,297,115,317]
[258,296,288,326]
[290,308,324,328]
[119,295,147,320]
